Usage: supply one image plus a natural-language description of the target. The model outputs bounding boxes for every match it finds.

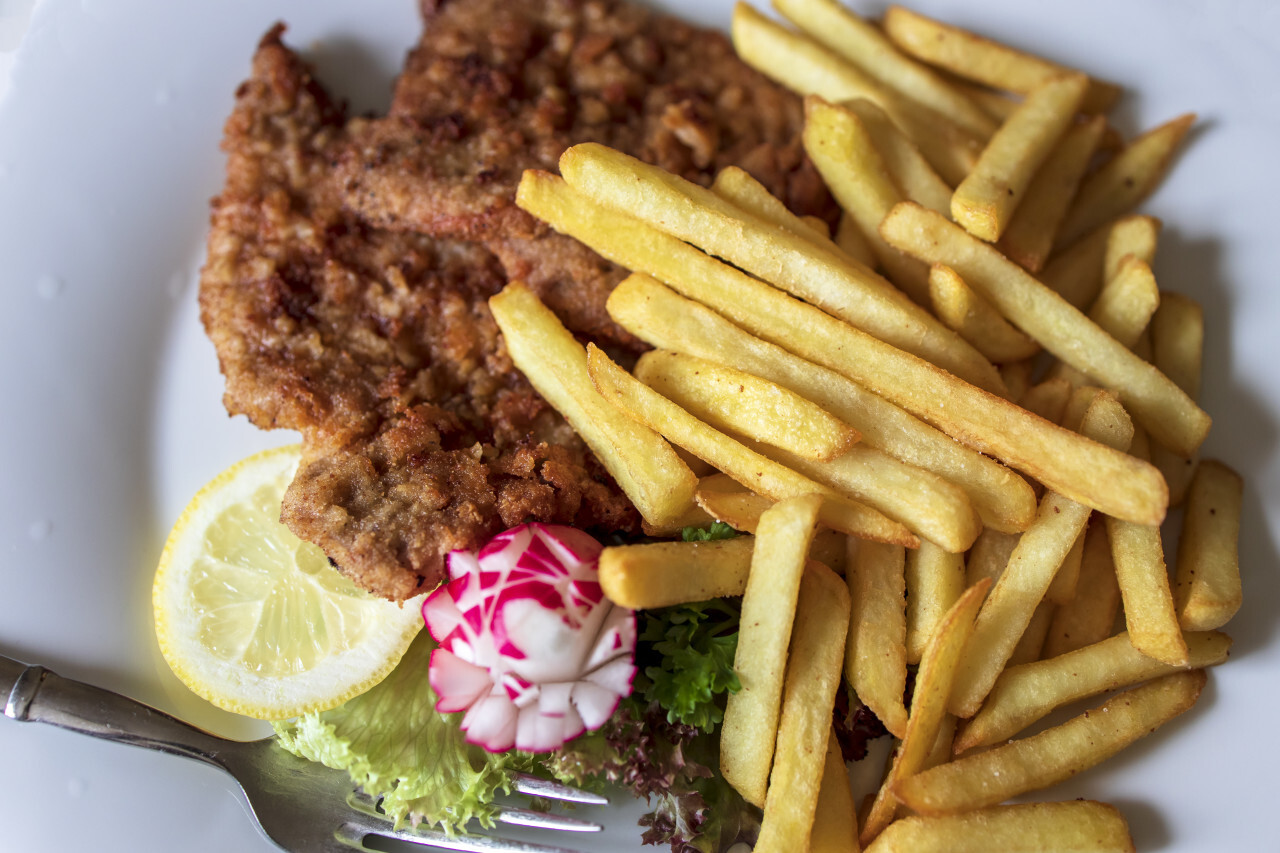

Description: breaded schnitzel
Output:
[200,1,823,601]
[200,27,636,601]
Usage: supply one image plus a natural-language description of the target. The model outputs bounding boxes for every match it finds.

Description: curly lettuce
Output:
[272,631,530,833]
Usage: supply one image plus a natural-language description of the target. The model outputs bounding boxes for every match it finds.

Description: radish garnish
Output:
[421,523,637,753]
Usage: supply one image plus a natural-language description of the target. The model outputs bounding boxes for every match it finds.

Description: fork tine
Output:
[494,806,601,833]
[335,814,594,853]
[510,773,609,805]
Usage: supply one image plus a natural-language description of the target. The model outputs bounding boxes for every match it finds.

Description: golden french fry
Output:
[928,264,1039,363]
[488,282,697,529]
[635,349,860,462]
[722,494,823,807]
[604,274,1036,534]
[1042,520,1122,658]
[774,0,996,139]
[997,115,1106,272]
[801,214,832,239]
[711,165,837,250]
[803,96,931,303]
[1104,215,1162,282]
[951,79,1022,123]
[949,392,1132,718]
[586,344,918,546]
[811,730,859,853]
[1040,214,1159,309]
[1149,293,1204,505]
[1008,599,1054,666]
[1050,255,1161,387]
[1044,525,1086,605]
[756,562,852,853]
[732,3,979,185]
[951,73,1088,242]
[841,98,953,215]
[999,358,1035,402]
[598,537,755,609]
[880,201,1210,457]
[760,443,980,554]
[1019,377,1073,425]
[835,211,878,269]
[881,5,1122,114]
[1107,508,1188,666]
[956,630,1230,753]
[861,579,990,843]
[965,527,1019,587]
[902,670,1206,814]
[562,142,1003,392]
[694,489,855,573]
[863,801,1135,853]
[516,170,1155,525]
[905,542,967,664]
[846,539,909,738]
[1056,114,1196,248]
[1175,460,1244,630]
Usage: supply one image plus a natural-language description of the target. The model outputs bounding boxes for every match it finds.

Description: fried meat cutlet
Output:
[335,0,833,344]
[199,26,638,601]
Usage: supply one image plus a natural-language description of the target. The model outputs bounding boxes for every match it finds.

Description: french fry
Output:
[634,349,860,462]
[1055,114,1196,248]
[756,562,852,853]
[861,579,990,842]
[835,211,878,269]
[1008,599,1055,666]
[905,542,967,664]
[811,730,859,853]
[732,2,979,185]
[694,487,865,565]
[863,801,1136,853]
[759,443,981,553]
[801,214,832,239]
[1106,504,1189,666]
[488,282,698,530]
[1050,256,1161,387]
[951,79,1022,123]
[1040,215,1160,310]
[517,170,1160,525]
[880,201,1211,457]
[803,96,931,303]
[1104,215,1162,282]
[965,527,1019,587]
[951,73,1089,242]
[561,142,1004,392]
[841,98,953,215]
[997,115,1106,271]
[1175,460,1244,630]
[1042,520,1122,658]
[846,539,909,738]
[956,630,1230,753]
[928,264,1039,363]
[586,344,918,546]
[1020,377,1073,425]
[711,165,838,250]
[999,358,1035,402]
[881,5,1122,114]
[901,671,1206,814]
[604,274,1037,534]
[597,537,756,608]
[949,392,1133,718]
[1149,293,1204,505]
[1044,525,1086,604]
[721,494,823,807]
[773,0,997,139]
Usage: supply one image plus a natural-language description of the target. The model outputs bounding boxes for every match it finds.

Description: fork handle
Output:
[2,654,225,767]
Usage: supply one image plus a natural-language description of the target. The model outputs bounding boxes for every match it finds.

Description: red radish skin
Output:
[422,523,637,752]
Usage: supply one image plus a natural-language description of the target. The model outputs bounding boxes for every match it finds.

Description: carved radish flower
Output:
[421,523,636,753]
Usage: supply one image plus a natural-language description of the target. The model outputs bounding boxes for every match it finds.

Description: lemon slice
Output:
[153,444,425,719]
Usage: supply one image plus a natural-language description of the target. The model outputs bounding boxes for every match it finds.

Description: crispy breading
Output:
[200,27,638,600]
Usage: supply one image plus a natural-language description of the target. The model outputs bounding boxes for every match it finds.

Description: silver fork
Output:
[1,654,609,853]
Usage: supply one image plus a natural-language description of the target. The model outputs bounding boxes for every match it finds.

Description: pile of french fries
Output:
[489,2,1243,850]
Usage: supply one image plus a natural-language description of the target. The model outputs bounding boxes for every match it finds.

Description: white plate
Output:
[1,1,1277,851]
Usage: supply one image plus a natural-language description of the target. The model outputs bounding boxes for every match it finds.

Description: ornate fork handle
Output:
[1,653,229,768]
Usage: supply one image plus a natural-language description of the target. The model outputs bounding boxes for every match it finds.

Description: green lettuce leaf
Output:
[272,631,531,833]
